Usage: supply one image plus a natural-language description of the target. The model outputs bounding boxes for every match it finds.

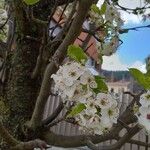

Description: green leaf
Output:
[23,0,39,5]
[67,103,86,117]
[100,2,107,14]
[93,76,108,94]
[91,4,101,14]
[67,45,88,64]
[145,71,150,76]
[91,3,106,15]
[129,68,150,89]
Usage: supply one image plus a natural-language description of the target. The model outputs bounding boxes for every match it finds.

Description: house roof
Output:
[74,32,98,61]
[52,7,99,62]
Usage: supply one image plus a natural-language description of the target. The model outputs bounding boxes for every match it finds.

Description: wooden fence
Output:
[43,93,150,150]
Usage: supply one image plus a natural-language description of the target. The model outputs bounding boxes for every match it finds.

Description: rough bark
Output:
[4,0,43,142]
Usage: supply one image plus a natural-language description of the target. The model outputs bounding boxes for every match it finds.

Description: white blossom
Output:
[139,91,150,107]
[62,62,85,86]
[101,106,119,124]
[80,71,97,88]
[138,115,150,133]
[51,61,119,135]
[95,93,114,109]
[136,91,150,133]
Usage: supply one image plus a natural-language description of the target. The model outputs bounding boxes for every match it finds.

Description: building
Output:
[50,6,101,73]
[107,81,130,94]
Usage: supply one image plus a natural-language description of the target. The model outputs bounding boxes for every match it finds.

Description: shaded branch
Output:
[30,0,94,129]
[47,117,65,128]
[0,41,7,58]
[0,122,19,147]
[38,0,74,9]
[11,139,50,150]
[31,28,46,79]
[124,91,136,97]
[119,24,150,34]
[43,130,116,148]
[86,125,141,150]
[128,139,150,147]
[0,122,51,150]
[118,119,131,131]
[50,3,69,37]
[42,101,64,126]
[115,1,150,13]
[82,28,103,43]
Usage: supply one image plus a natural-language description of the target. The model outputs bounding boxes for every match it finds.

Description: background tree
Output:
[0,0,150,149]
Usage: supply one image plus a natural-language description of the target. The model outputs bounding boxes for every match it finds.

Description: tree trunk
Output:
[6,36,40,139]
[1,1,56,144]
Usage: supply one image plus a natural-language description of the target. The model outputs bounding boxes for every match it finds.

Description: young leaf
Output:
[67,103,86,117]
[129,68,150,89]
[91,3,106,15]
[23,0,39,5]
[67,45,88,64]
[93,76,108,94]
[91,4,101,14]
[100,2,107,14]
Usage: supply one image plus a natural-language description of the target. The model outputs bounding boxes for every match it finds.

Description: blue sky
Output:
[118,21,150,65]
[101,0,150,72]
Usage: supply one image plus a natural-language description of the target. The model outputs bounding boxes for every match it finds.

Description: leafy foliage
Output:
[67,45,88,64]
[91,3,106,15]
[67,103,86,117]
[129,68,150,90]
[93,76,108,93]
[23,0,39,5]
[100,2,107,15]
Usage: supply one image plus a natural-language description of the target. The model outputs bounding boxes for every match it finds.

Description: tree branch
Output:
[128,139,150,147]
[119,24,150,34]
[11,139,50,150]
[41,92,141,148]
[38,0,74,8]
[42,130,115,148]
[30,0,94,129]
[0,122,19,147]
[31,28,46,79]
[41,101,64,126]
[0,41,7,58]
[86,125,141,150]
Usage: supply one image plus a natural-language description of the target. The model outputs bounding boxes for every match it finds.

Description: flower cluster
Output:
[89,3,123,57]
[96,36,119,56]
[51,61,119,135]
[75,93,119,135]
[51,62,96,102]
[136,91,150,132]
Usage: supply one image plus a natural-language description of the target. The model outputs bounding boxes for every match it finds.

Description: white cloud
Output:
[131,61,146,73]
[119,0,150,24]
[102,54,128,71]
[98,0,150,24]
[118,0,144,8]
[102,54,146,73]
[120,11,142,24]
